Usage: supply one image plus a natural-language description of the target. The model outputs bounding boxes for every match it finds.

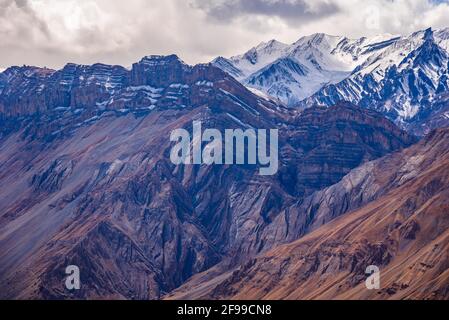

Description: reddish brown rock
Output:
[167,128,449,300]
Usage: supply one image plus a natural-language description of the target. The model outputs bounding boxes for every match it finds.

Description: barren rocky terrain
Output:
[0,56,418,299]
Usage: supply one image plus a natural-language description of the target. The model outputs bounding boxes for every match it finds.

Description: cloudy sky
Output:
[1,0,449,69]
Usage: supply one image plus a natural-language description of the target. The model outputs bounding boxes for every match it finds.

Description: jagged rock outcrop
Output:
[214,28,449,135]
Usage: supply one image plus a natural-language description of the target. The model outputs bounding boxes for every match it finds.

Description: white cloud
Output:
[0,0,448,69]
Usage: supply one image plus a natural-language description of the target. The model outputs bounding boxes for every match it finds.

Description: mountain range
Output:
[0,27,449,300]
[213,27,449,135]
[168,127,449,300]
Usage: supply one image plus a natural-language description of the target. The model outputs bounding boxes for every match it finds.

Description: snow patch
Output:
[226,113,254,128]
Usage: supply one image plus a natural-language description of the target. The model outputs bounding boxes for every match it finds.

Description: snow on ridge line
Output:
[213,27,449,111]
[219,88,261,116]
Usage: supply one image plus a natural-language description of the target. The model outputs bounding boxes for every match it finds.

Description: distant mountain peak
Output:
[424,27,434,41]
[408,30,448,69]
[256,39,287,50]
[139,54,186,66]
[213,27,449,134]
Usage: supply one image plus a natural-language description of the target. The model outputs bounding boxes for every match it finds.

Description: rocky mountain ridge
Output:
[213,27,449,135]
[0,55,415,299]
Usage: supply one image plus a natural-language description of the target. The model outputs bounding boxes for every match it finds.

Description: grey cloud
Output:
[0,0,25,9]
[14,0,28,8]
[0,0,50,37]
[1,0,448,70]
[191,0,340,24]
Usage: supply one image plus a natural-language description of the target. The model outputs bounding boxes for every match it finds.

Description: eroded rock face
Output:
[168,128,449,301]
[282,103,416,197]
[0,56,415,299]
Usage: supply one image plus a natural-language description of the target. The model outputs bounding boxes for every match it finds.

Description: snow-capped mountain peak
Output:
[212,31,409,106]
[221,39,289,79]
[212,27,449,133]
[254,39,288,52]
[214,33,354,104]
[299,28,449,132]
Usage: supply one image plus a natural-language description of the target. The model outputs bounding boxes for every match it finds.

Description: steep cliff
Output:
[168,128,449,300]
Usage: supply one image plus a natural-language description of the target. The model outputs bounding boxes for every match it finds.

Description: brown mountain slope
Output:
[167,128,449,300]
[0,57,415,300]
